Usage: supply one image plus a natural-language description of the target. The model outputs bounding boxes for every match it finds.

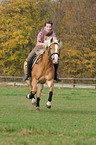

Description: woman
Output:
[23,20,61,81]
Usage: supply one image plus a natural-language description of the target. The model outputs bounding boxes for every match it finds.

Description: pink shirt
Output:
[36,29,56,46]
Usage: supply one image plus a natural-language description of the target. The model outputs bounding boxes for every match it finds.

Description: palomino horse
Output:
[24,37,61,111]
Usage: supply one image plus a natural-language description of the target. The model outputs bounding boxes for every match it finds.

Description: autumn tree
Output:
[0,0,96,78]
[49,0,96,78]
[0,0,50,76]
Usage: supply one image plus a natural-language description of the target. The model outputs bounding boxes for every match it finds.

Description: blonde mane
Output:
[44,37,63,48]
[44,37,59,47]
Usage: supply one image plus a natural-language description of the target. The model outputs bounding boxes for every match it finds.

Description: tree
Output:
[0,0,96,78]
[0,0,50,76]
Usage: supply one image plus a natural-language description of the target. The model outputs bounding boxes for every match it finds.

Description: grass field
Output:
[0,86,96,145]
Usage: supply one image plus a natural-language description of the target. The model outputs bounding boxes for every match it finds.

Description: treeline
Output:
[0,0,96,78]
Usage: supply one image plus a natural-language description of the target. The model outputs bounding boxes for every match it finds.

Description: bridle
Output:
[47,42,60,59]
[36,42,61,64]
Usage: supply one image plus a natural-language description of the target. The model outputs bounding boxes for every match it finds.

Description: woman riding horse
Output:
[24,37,61,111]
[23,20,61,82]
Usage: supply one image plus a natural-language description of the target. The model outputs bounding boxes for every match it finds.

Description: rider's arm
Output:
[36,31,44,47]
[36,42,44,46]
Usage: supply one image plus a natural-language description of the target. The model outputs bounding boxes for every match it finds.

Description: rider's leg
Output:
[27,47,37,61]
[23,47,37,81]
[54,63,61,82]
[23,61,31,81]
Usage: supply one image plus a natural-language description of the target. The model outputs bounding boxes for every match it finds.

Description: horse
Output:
[24,37,62,111]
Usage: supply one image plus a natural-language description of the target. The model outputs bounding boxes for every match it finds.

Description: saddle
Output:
[30,50,46,70]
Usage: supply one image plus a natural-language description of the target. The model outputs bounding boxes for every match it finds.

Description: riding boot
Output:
[54,64,61,82]
[23,61,31,81]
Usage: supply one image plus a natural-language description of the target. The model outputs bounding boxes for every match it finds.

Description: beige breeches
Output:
[27,47,37,61]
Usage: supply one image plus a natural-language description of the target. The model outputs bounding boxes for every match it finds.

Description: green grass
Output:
[0,86,96,145]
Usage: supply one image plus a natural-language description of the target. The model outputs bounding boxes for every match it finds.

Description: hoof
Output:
[36,107,40,112]
[32,98,36,106]
[46,105,51,109]
[46,101,51,109]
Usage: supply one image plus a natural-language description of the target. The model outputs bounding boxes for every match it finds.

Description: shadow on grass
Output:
[38,108,96,115]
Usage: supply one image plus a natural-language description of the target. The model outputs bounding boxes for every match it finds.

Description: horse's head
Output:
[46,37,62,64]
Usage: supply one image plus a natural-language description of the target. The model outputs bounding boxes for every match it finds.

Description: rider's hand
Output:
[43,40,49,48]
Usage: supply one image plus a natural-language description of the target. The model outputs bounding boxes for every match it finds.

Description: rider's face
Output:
[45,23,52,32]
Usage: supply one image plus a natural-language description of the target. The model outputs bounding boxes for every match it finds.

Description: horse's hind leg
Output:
[36,84,44,112]
[26,80,32,93]
[26,79,32,98]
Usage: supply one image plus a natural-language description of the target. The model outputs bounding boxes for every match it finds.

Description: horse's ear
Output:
[58,39,63,48]
[50,37,53,43]
[58,39,60,43]
[60,41,63,48]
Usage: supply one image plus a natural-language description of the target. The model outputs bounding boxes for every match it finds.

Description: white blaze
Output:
[52,44,59,64]
[55,45,58,53]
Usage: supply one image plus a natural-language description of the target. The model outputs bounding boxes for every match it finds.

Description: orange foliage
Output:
[0,0,96,78]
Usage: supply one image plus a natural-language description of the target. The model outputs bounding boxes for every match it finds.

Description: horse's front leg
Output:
[36,84,44,112]
[46,80,54,109]
[26,78,37,106]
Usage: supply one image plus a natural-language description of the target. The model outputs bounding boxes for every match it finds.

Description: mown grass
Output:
[0,86,96,145]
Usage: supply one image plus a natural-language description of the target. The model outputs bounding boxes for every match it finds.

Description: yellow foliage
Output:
[0,0,95,77]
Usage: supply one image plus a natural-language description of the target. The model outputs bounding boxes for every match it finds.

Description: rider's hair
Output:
[44,20,53,26]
